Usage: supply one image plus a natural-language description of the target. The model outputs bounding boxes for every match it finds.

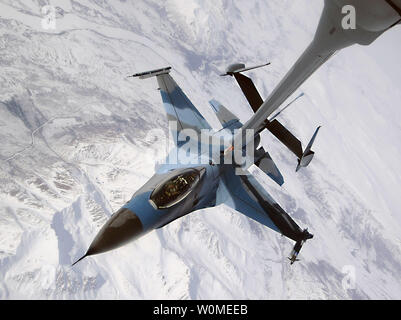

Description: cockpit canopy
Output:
[149,168,204,209]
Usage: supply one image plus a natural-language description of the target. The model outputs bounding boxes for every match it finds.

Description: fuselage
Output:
[124,160,221,234]
[77,143,224,261]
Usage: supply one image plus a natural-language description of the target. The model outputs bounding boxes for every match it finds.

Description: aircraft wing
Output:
[130,67,211,144]
[218,167,310,242]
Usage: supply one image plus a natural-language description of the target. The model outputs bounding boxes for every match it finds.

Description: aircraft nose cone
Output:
[73,207,143,265]
[89,207,144,255]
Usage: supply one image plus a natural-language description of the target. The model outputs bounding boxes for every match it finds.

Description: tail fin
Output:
[209,99,240,130]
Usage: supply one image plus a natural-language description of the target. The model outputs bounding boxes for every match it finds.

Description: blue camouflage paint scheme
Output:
[158,73,211,143]
[123,160,220,232]
[77,68,310,264]
[123,191,157,231]
[218,165,280,233]
[209,99,242,131]
[121,70,298,238]
[116,69,289,239]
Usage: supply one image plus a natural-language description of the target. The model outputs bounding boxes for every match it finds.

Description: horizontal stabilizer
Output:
[254,147,284,186]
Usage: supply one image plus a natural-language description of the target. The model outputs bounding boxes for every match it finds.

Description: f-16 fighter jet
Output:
[73,0,400,266]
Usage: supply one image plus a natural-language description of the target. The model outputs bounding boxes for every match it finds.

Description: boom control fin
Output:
[295,126,321,172]
[221,62,270,113]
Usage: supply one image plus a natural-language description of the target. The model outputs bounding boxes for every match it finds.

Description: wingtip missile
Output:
[127,66,172,79]
[288,229,313,265]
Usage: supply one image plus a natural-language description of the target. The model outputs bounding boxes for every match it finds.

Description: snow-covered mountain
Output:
[0,0,401,299]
